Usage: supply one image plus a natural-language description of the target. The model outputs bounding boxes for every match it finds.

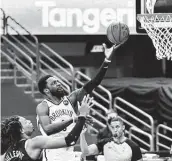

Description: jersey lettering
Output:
[5,150,24,161]
[49,109,73,121]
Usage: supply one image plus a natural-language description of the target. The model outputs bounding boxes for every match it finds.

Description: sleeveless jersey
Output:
[4,140,41,161]
[37,96,77,161]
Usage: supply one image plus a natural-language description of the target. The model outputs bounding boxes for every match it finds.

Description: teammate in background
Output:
[36,43,122,161]
[1,95,92,161]
[80,116,143,161]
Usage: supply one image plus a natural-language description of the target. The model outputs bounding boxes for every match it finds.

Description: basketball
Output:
[106,22,130,45]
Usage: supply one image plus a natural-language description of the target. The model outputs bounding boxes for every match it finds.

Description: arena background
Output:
[1,0,172,156]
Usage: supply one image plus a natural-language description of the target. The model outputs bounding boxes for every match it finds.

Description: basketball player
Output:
[36,43,122,161]
[80,116,143,161]
[1,95,92,161]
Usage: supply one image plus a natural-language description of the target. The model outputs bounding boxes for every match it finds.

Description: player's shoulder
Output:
[37,100,48,107]
[36,101,48,113]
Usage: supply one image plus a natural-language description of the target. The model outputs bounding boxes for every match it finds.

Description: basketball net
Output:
[137,0,172,60]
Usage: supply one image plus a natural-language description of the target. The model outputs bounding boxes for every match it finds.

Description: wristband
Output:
[78,115,86,120]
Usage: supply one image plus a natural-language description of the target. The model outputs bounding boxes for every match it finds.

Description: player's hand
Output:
[103,43,123,60]
[78,94,94,117]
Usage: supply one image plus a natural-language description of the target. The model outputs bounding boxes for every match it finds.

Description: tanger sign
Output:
[3,0,136,34]
[35,0,136,34]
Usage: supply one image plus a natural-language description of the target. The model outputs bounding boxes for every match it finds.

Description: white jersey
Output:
[37,96,77,161]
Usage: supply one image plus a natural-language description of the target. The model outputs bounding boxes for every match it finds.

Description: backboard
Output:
[136,0,172,33]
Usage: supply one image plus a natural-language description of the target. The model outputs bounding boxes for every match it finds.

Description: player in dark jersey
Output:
[80,116,143,161]
[36,43,122,136]
[1,95,93,161]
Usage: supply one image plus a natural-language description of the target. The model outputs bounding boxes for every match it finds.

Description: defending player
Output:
[1,95,92,161]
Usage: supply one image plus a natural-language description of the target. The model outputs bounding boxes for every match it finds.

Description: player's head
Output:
[1,116,34,149]
[107,111,118,120]
[38,75,65,98]
[108,116,125,138]
[19,116,34,136]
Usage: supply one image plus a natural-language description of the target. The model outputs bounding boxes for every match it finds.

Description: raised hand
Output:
[102,43,124,60]
[78,94,94,117]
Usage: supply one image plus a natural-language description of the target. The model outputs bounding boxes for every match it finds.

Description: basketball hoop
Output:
[137,13,172,60]
[137,0,172,60]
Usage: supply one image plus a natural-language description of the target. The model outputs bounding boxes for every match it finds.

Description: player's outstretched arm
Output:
[68,43,123,107]
[36,102,74,135]
[82,43,123,94]
[27,95,93,159]
[80,128,99,158]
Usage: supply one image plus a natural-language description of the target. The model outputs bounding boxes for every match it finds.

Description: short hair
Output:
[108,116,124,125]
[38,75,52,94]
